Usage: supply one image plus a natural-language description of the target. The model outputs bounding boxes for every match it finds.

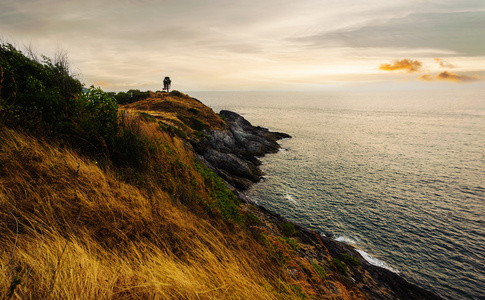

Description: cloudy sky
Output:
[1,0,484,91]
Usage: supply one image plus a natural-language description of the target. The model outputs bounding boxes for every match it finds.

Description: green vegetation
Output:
[342,253,361,266]
[177,113,207,132]
[244,212,261,225]
[187,107,199,114]
[195,160,241,223]
[310,262,327,279]
[281,222,297,237]
[169,90,184,97]
[0,43,83,134]
[281,237,300,252]
[111,89,150,104]
[159,121,188,139]
[138,111,157,123]
[332,258,349,276]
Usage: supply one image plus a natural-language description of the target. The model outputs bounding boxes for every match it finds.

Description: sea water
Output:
[190,89,485,299]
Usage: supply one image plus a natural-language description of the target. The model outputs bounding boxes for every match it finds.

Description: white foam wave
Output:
[356,249,400,274]
[335,235,359,244]
[284,194,297,204]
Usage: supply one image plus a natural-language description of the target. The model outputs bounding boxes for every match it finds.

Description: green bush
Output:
[331,258,348,276]
[342,253,361,266]
[139,112,157,123]
[310,262,326,279]
[244,213,261,225]
[189,117,206,131]
[74,86,119,153]
[187,108,199,114]
[0,44,121,157]
[159,122,187,139]
[114,89,150,104]
[169,90,184,97]
[281,222,297,237]
[281,237,300,252]
[0,43,83,133]
[195,161,241,223]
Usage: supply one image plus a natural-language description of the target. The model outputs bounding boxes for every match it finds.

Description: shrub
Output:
[159,122,187,139]
[281,222,297,237]
[342,253,361,266]
[331,258,348,276]
[0,43,83,133]
[114,89,149,104]
[138,112,156,123]
[244,213,261,225]
[310,262,326,279]
[189,117,206,131]
[281,237,300,252]
[0,44,121,157]
[169,90,184,97]
[187,107,199,114]
[195,160,241,223]
[73,86,119,154]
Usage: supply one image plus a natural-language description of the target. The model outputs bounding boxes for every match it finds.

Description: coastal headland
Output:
[121,91,443,300]
[0,44,442,298]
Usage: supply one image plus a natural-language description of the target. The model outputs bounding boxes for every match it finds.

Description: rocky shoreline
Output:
[194,110,443,300]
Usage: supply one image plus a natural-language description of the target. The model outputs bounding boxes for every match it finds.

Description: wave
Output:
[284,193,297,204]
[335,235,359,244]
[356,249,400,274]
[334,235,399,273]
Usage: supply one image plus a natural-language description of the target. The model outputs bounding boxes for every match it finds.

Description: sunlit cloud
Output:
[379,59,423,73]
[418,74,434,81]
[419,71,481,83]
[434,58,455,68]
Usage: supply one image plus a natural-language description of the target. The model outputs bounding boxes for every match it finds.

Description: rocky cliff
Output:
[192,110,290,190]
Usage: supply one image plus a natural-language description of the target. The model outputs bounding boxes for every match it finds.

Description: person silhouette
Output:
[163,77,171,92]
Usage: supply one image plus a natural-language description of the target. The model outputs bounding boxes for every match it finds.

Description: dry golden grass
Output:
[0,125,310,299]
[0,107,365,299]
[121,91,227,134]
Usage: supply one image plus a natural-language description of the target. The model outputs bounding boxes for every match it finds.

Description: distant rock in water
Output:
[192,110,290,190]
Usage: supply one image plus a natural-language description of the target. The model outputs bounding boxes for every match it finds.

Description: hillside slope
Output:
[0,44,441,299]
[116,92,443,300]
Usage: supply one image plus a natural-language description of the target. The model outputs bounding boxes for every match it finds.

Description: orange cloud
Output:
[418,74,433,81]
[419,71,481,83]
[437,71,480,82]
[379,59,423,73]
[434,58,455,68]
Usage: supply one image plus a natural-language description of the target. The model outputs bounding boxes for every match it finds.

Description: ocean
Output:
[190,89,485,299]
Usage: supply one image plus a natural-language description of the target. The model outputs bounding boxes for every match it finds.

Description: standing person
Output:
[163,76,171,92]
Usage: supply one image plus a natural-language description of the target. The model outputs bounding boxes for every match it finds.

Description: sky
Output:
[1,0,485,91]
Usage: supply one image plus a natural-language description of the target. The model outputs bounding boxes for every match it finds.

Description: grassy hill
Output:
[0,43,396,299]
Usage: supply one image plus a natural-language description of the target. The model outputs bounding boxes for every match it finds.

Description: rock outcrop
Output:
[192,110,290,190]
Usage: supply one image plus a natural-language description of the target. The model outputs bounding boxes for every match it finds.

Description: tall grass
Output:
[0,127,309,299]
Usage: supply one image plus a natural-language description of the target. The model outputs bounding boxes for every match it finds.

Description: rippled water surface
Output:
[190,90,485,299]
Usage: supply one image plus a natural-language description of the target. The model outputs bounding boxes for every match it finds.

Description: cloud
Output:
[434,58,455,68]
[418,74,434,81]
[379,59,423,73]
[419,71,481,83]
[437,71,480,82]
[300,10,485,56]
